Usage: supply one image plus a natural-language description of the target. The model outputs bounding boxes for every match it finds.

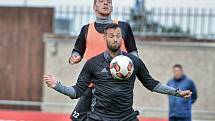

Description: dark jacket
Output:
[167,75,197,118]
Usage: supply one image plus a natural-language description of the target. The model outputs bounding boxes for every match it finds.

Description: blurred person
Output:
[132,0,144,14]
[44,23,192,121]
[68,0,138,120]
[131,0,145,31]
[167,64,198,121]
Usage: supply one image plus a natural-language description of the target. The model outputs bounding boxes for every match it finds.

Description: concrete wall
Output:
[42,35,215,120]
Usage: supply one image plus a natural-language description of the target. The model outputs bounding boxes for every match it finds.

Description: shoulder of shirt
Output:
[86,52,104,63]
[184,76,194,84]
[79,24,90,38]
[81,24,90,30]
[118,21,130,27]
[123,52,140,63]
[124,52,136,58]
[118,21,129,25]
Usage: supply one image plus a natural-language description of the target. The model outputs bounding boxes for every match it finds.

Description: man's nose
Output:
[113,37,118,42]
[104,0,108,5]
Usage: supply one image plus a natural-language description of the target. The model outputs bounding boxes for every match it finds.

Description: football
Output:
[109,55,134,80]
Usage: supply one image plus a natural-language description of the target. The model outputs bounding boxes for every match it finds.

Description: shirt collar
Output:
[103,50,123,63]
[95,15,112,24]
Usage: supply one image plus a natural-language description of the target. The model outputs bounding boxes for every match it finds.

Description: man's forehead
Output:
[106,28,121,33]
[95,0,112,3]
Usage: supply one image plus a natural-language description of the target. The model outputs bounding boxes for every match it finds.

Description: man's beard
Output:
[107,43,120,52]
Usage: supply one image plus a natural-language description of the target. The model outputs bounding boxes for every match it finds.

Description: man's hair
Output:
[173,64,183,70]
[104,23,121,34]
[94,0,113,5]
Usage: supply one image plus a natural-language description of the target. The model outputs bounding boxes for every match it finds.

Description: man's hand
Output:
[43,75,58,88]
[69,54,81,65]
[179,90,192,99]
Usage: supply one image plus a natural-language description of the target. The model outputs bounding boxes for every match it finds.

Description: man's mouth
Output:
[103,8,109,10]
[112,43,119,46]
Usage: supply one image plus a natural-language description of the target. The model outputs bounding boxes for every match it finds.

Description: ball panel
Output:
[109,64,113,69]
[113,62,120,72]
[116,72,125,79]
[127,62,133,71]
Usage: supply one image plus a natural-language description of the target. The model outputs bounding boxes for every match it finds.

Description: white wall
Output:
[0,0,136,8]
[145,0,215,8]
[1,0,214,9]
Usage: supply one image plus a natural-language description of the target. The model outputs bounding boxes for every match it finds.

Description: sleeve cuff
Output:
[71,49,83,58]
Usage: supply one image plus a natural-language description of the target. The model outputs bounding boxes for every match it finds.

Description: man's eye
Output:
[108,34,114,38]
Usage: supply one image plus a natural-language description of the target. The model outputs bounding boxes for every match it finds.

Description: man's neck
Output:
[174,75,186,81]
[107,49,120,58]
[104,50,122,63]
[96,15,112,24]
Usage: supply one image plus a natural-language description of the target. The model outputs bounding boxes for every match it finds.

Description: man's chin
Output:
[110,46,120,52]
[100,12,111,17]
[111,49,119,52]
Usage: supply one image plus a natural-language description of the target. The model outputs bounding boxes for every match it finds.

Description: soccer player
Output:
[69,0,138,65]
[44,23,192,121]
[68,0,138,120]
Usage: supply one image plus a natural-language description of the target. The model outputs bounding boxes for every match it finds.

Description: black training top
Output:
[72,21,138,57]
[72,51,160,119]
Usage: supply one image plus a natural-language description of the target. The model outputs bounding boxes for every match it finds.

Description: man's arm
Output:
[69,25,89,64]
[120,22,138,56]
[153,83,192,98]
[136,58,160,91]
[190,80,198,103]
[53,82,76,98]
[44,60,93,99]
[153,83,182,96]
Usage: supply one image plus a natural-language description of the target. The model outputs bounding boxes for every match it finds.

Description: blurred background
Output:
[0,0,214,121]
